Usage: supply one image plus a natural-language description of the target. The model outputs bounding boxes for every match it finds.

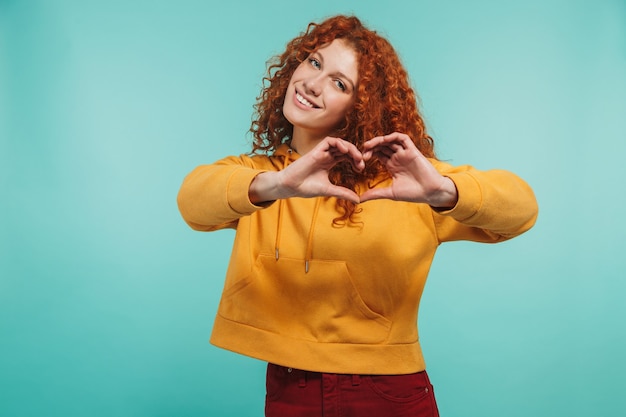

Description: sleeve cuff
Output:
[435,172,483,221]
[226,167,269,215]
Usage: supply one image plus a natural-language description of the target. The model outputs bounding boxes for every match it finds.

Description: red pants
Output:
[265,364,440,417]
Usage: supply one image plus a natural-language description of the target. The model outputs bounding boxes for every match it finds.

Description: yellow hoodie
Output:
[177,144,538,375]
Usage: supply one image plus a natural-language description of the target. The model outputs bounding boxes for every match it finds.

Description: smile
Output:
[296,92,317,108]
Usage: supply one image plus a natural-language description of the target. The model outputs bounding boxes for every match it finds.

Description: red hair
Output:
[250,15,435,223]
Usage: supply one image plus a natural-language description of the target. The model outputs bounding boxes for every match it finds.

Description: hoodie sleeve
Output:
[431,160,539,243]
[177,154,272,231]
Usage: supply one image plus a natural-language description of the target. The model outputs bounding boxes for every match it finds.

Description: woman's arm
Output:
[360,132,538,242]
[177,155,269,231]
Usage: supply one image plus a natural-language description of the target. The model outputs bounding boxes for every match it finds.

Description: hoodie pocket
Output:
[219,254,391,343]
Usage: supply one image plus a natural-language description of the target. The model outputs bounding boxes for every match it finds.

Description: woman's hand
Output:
[360,132,458,208]
[249,137,365,204]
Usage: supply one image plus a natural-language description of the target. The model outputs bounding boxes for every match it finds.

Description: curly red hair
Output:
[250,15,435,223]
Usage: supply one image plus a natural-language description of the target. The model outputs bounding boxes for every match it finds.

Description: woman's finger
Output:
[325,137,365,171]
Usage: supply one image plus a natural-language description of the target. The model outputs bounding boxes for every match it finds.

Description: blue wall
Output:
[1,0,625,416]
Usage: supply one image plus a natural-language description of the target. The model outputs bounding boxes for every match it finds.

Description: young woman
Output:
[177,15,538,417]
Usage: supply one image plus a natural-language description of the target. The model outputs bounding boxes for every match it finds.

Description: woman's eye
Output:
[309,58,321,69]
[335,80,346,91]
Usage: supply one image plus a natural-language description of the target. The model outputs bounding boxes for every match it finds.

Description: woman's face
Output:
[283,38,358,140]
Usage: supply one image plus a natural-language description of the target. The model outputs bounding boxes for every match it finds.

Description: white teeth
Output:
[296,92,314,108]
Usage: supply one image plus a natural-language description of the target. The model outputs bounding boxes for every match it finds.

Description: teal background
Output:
[1,0,625,416]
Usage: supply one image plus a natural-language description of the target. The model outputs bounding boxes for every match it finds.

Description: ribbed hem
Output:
[209,315,426,375]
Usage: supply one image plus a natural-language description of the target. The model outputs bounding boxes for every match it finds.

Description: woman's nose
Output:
[303,74,322,96]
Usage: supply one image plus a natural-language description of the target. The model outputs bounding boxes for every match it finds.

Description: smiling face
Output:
[282,39,358,150]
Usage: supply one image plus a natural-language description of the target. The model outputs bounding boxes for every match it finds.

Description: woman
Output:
[177,15,538,417]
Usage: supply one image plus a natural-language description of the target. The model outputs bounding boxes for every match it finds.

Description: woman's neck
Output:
[290,128,328,155]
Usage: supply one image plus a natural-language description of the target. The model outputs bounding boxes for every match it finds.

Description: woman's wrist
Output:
[249,171,293,204]
[428,177,458,210]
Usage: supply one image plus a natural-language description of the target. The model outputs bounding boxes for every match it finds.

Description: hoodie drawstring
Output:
[272,144,320,273]
[275,199,285,260]
[274,197,321,273]
[304,198,322,273]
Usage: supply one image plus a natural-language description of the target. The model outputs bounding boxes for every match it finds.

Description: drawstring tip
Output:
[305,260,309,273]
[275,248,279,260]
